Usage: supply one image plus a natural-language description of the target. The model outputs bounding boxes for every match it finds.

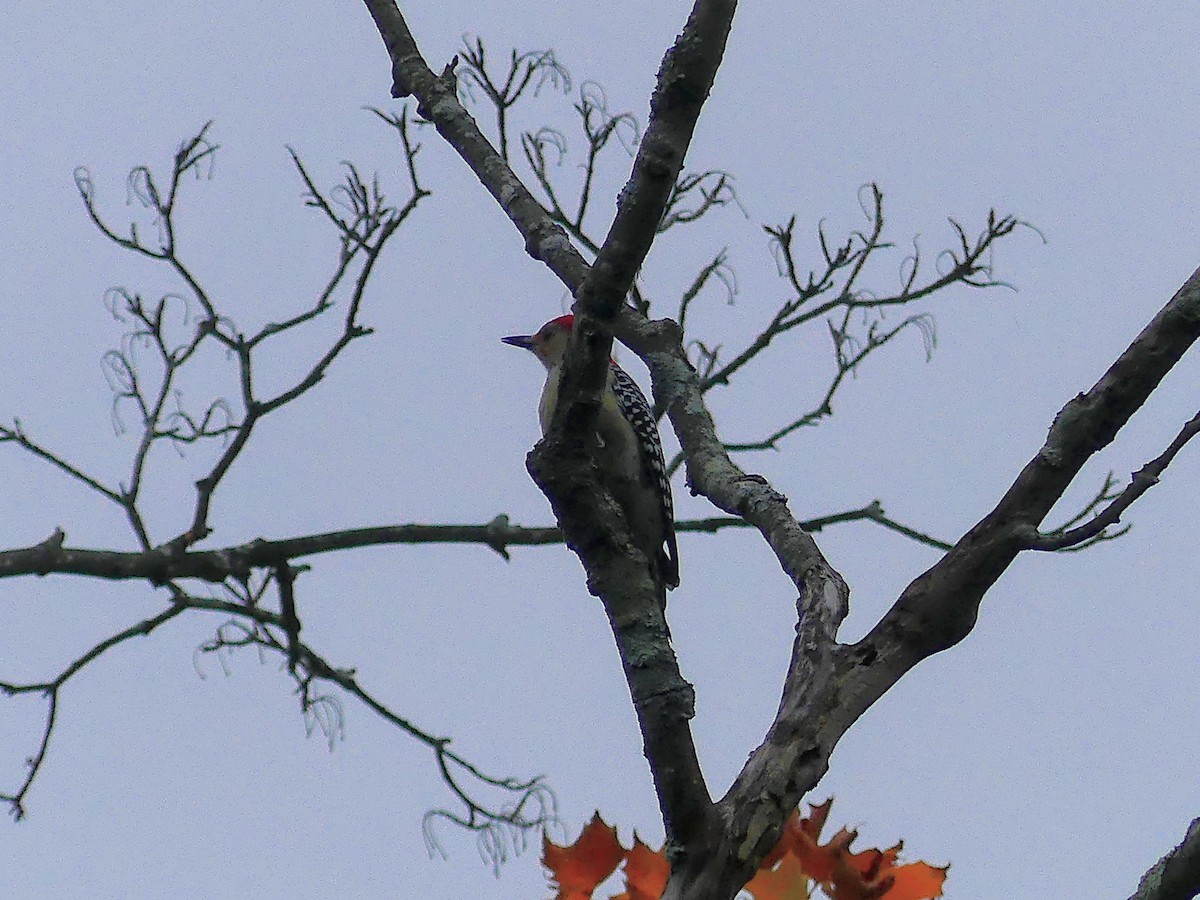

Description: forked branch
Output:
[360,5,1200,899]
[1024,409,1200,551]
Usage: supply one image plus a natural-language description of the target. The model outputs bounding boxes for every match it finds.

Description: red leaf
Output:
[544,813,627,900]
[743,848,813,900]
[880,861,948,900]
[612,835,670,900]
[542,802,945,900]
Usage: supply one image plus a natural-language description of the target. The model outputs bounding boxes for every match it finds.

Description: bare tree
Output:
[361,3,1200,898]
[3,3,1199,899]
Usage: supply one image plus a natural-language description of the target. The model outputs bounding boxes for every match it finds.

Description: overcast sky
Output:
[3,3,1200,899]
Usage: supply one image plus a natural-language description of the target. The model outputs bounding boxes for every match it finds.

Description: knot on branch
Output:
[31,528,67,576]
[438,56,459,91]
[634,679,697,721]
[483,514,512,561]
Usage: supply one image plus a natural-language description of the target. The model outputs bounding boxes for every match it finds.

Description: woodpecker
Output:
[502,314,679,607]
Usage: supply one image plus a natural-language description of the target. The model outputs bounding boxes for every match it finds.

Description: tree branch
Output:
[693,264,1200,895]
[359,0,590,289]
[0,502,943,581]
[1025,409,1200,550]
[2,577,553,842]
[718,311,936,455]
[456,37,570,164]
[364,0,741,862]
[362,7,844,893]
[525,1,740,859]
[0,603,187,820]
[1128,816,1200,900]
[359,12,1171,899]
[63,124,424,553]
[0,421,123,505]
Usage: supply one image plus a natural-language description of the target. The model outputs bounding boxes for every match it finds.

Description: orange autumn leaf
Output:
[541,802,945,900]
[761,811,804,871]
[743,845,814,900]
[763,800,833,871]
[792,823,860,884]
[757,803,945,900]
[813,825,945,900]
[544,813,626,900]
[612,835,670,900]
[877,860,949,900]
[828,829,901,899]
[806,799,833,838]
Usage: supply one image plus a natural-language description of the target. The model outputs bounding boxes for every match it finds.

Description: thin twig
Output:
[1025,410,1200,550]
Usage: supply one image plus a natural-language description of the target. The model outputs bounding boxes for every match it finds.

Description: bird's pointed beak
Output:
[501,334,534,350]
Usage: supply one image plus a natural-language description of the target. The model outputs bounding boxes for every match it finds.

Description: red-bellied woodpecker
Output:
[502,314,679,608]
